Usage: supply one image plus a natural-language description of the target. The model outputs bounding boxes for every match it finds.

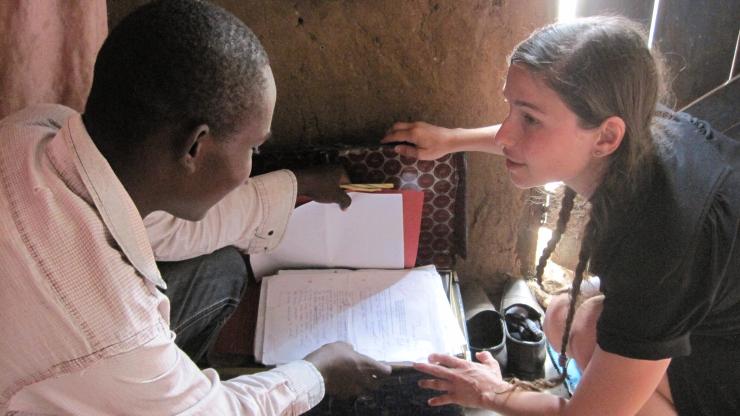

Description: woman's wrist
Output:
[444,127,465,153]
[449,125,502,155]
[482,381,515,410]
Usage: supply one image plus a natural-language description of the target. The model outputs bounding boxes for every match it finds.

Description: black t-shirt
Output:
[590,111,740,414]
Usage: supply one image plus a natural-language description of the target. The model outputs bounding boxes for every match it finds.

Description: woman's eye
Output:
[523,113,539,125]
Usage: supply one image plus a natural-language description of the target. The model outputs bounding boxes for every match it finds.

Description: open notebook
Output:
[250,191,424,279]
[255,265,467,365]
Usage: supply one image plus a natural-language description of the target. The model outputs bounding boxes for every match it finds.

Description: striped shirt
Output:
[0,104,323,415]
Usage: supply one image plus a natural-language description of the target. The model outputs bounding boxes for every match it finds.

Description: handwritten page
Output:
[255,266,467,365]
[250,192,405,279]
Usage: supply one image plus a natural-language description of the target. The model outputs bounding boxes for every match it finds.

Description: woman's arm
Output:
[381,122,503,160]
[416,347,671,416]
[562,347,671,416]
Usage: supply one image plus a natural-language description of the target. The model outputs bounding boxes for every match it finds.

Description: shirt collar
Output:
[58,114,167,288]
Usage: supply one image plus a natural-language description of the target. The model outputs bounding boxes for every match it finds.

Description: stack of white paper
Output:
[255,265,467,365]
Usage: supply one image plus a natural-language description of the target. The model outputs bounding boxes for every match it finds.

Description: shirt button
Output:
[268,230,274,236]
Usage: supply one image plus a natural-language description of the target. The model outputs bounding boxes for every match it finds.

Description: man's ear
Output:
[592,116,625,158]
[179,124,210,174]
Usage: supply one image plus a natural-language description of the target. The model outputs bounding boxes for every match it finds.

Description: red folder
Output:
[393,189,424,268]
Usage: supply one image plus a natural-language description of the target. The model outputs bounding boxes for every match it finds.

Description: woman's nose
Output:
[494,118,518,149]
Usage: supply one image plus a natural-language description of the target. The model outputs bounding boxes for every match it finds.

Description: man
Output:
[0,0,390,413]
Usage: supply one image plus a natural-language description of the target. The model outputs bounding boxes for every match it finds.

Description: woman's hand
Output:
[414,351,511,409]
[381,121,459,160]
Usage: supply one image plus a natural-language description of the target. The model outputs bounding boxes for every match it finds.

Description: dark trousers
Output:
[158,246,247,365]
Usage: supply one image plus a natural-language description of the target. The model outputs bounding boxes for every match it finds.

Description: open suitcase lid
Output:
[252,144,468,269]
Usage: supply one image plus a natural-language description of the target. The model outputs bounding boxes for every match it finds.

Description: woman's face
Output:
[495,64,603,195]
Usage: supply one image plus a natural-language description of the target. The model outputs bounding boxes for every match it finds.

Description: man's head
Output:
[84,0,275,220]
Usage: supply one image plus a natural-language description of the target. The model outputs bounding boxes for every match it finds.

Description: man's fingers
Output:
[360,353,393,377]
[358,359,392,380]
[338,171,350,185]
[355,372,380,391]
[333,340,354,349]
[337,192,352,210]
[376,361,392,376]
[355,364,391,392]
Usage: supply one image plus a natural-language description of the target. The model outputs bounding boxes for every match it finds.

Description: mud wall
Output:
[108,0,557,293]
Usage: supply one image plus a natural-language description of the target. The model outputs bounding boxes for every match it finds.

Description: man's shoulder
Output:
[0,104,78,161]
[0,104,77,130]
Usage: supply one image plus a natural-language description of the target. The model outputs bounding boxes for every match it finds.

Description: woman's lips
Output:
[505,158,525,169]
[502,149,525,169]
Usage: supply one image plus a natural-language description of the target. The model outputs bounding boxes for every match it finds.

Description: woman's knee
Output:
[544,293,571,351]
[544,293,603,368]
[568,295,603,368]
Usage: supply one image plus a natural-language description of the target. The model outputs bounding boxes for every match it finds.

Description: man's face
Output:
[179,66,277,220]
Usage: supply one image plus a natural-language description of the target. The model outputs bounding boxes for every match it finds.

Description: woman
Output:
[382,16,739,415]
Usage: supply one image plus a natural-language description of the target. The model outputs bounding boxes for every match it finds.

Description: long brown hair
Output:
[511,16,668,387]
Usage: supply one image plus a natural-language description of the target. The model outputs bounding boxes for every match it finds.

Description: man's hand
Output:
[381,121,457,160]
[304,341,392,399]
[293,165,352,210]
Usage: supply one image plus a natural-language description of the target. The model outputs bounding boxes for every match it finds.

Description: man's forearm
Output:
[144,170,296,260]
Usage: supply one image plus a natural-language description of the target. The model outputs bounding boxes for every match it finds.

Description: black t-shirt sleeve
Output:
[596,190,737,360]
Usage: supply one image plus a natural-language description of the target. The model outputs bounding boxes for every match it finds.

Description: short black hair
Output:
[85,0,269,143]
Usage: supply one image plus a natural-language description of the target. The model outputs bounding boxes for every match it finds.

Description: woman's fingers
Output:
[394,144,419,158]
[418,378,452,392]
[414,354,470,380]
[391,121,415,131]
[414,362,455,379]
[428,394,456,407]
[415,353,500,409]
[416,357,471,377]
[476,351,497,367]
[429,353,469,369]
[381,128,418,145]
[475,351,504,372]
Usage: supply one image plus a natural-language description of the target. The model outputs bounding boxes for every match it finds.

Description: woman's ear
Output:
[592,116,625,158]
[178,124,210,174]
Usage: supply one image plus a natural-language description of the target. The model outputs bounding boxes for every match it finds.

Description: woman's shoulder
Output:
[653,110,738,204]
[595,111,738,285]
[654,109,739,171]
